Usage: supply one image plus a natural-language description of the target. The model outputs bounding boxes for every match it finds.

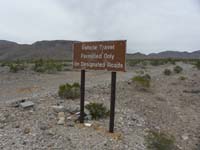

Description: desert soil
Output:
[0,62,200,150]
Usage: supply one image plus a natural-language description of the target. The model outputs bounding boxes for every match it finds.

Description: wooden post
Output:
[109,72,116,133]
[80,70,85,123]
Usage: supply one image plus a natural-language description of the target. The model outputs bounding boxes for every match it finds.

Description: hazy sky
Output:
[0,0,200,54]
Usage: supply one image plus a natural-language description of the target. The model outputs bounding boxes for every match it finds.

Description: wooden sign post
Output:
[73,40,126,133]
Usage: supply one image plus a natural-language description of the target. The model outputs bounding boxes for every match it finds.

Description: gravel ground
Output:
[0,62,200,150]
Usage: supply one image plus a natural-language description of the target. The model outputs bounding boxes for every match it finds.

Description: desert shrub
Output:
[145,130,175,150]
[132,74,151,88]
[34,59,64,73]
[163,69,172,76]
[9,63,25,73]
[9,64,18,73]
[1,61,10,67]
[136,70,145,75]
[173,66,183,73]
[127,60,141,67]
[58,82,80,99]
[167,58,176,65]
[150,60,166,66]
[85,102,109,120]
[194,60,200,70]
[179,76,187,80]
[141,61,148,66]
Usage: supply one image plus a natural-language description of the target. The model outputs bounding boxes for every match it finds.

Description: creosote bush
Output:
[179,76,187,80]
[150,60,165,66]
[58,82,80,99]
[34,59,64,73]
[173,66,183,73]
[85,102,109,120]
[163,69,172,76]
[194,60,200,70]
[132,74,151,88]
[145,130,176,150]
[9,63,25,73]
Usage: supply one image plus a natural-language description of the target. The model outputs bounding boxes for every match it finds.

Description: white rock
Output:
[84,123,92,127]
[20,101,34,108]
[182,134,189,140]
[57,117,65,125]
[58,112,65,118]
[52,105,64,112]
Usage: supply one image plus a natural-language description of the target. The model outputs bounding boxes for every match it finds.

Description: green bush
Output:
[173,66,183,73]
[132,74,151,88]
[9,63,25,73]
[163,69,172,76]
[58,82,80,99]
[145,130,175,150]
[1,61,10,67]
[179,76,187,81]
[85,102,109,120]
[167,58,176,65]
[34,59,64,73]
[150,60,166,66]
[9,64,18,73]
[127,60,141,67]
[194,60,200,70]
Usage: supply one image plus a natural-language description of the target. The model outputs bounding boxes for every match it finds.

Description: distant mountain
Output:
[0,40,77,61]
[0,40,200,61]
[126,52,147,59]
[128,50,200,59]
[148,50,200,59]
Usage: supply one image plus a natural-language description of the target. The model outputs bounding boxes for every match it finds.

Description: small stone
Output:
[46,130,55,136]
[84,123,92,127]
[66,121,75,127]
[22,141,27,145]
[58,112,65,118]
[75,112,80,115]
[182,134,189,140]
[57,117,65,125]
[52,105,65,112]
[24,128,31,134]
[20,101,34,109]
[67,116,72,120]
[12,122,20,128]
[39,122,49,130]
[85,101,90,105]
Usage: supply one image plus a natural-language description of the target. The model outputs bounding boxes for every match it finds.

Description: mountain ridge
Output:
[0,40,200,60]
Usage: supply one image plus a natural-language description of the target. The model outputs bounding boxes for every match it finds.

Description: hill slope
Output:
[0,40,77,61]
[0,40,200,61]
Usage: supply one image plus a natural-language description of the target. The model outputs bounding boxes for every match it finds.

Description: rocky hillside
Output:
[128,50,200,59]
[0,40,200,61]
[149,50,200,59]
[0,40,77,61]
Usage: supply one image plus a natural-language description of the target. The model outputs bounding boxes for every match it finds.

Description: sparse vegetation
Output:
[9,62,26,73]
[194,60,200,70]
[34,59,64,73]
[132,74,151,89]
[163,69,172,76]
[179,76,187,80]
[145,130,176,150]
[58,82,80,99]
[150,60,166,66]
[127,60,141,67]
[85,102,109,120]
[173,66,183,73]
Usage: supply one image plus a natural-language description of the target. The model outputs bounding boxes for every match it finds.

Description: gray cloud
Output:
[0,0,200,53]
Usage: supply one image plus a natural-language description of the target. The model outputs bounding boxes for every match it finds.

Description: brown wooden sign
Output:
[73,40,126,72]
